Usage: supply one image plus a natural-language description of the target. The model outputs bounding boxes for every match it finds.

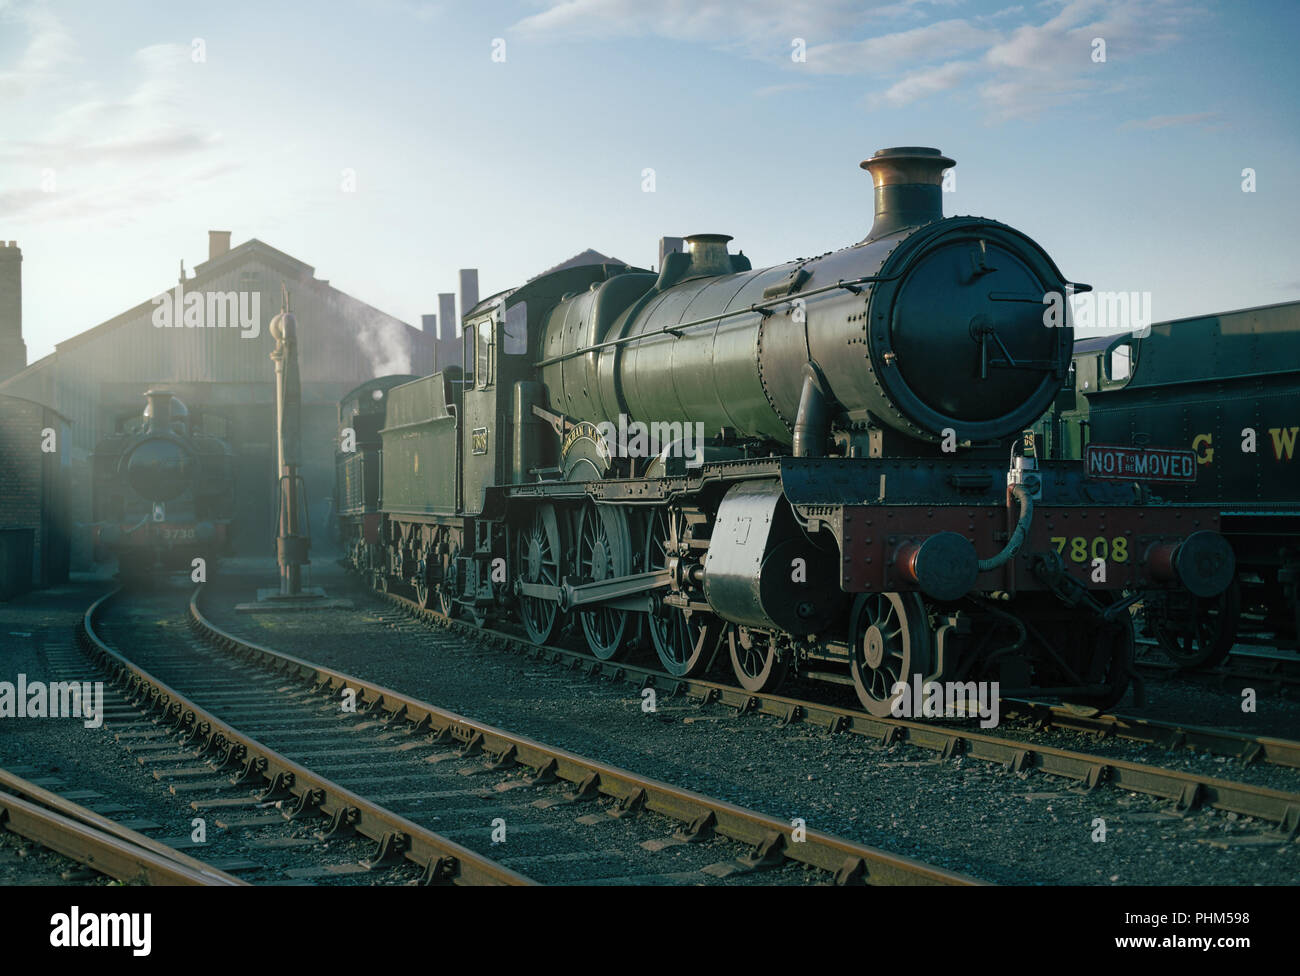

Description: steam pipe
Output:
[978,484,1034,572]
[792,362,832,458]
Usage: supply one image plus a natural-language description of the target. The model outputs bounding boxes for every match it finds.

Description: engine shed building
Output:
[0,232,439,567]
[0,394,71,598]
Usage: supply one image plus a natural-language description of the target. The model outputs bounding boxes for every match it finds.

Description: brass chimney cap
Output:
[860,147,955,187]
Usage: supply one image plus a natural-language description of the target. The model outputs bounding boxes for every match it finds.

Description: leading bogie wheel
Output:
[848,592,933,717]
[728,627,788,693]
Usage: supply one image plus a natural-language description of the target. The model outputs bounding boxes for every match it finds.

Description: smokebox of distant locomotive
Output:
[93,390,233,572]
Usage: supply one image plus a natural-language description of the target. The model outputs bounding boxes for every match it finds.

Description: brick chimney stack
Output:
[208,230,231,261]
[0,241,26,383]
[458,269,479,318]
[436,292,460,372]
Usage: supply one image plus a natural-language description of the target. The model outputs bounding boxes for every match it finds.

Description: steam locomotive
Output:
[92,389,234,577]
[340,147,1233,715]
[335,374,418,564]
[1035,301,1300,666]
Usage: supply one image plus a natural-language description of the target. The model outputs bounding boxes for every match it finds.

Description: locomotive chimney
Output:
[683,234,734,276]
[142,389,175,434]
[860,147,954,241]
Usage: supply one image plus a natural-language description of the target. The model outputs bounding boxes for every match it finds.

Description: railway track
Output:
[82,583,973,886]
[369,586,1300,836]
[0,766,243,886]
[1134,640,1300,692]
[78,587,533,885]
[999,701,1300,770]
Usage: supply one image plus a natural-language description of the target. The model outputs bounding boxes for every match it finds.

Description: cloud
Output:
[0,28,235,223]
[513,0,892,46]
[971,0,1207,119]
[515,0,1210,121]
[875,60,977,106]
[1118,111,1219,130]
[0,3,76,96]
[873,0,965,18]
[366,0,442,21]
[804,19,999,75]
[754,81,813,97]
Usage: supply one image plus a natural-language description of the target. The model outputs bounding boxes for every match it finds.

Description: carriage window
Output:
[476,319,493,388]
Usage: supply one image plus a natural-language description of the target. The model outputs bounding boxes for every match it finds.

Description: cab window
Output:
[476,319,493,388]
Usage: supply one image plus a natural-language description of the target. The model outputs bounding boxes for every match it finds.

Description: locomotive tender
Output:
[1038,301,1300,666]
[335,374,419,563]
[343,147,1233,715]
[93,389,234,577]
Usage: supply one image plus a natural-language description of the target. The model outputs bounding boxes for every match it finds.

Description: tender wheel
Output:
[577,503,632,660]
[435,582,456,617]
[848,592,933,717]
[413,565,432,610]
[728,627,787,692]
[518,507,562,645]
[645,507,722,676]
[1147,580,1240,670]
[434,541,460,618]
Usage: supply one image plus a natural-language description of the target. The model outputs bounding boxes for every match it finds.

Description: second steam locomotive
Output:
[1036,301,1300,666]
[339,147,1233,716]
[93,389,234,577]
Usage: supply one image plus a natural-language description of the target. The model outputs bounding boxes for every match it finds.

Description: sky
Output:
[2,0,1298,360]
